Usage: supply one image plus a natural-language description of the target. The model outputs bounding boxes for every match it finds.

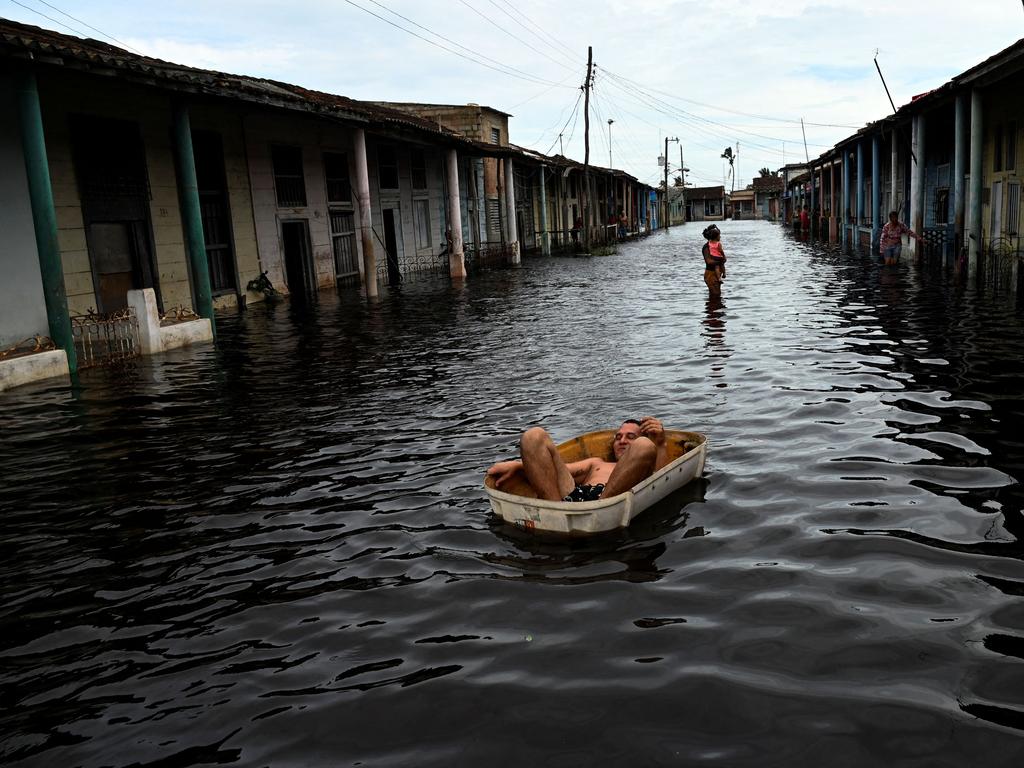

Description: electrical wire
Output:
[10,0,145,53]
[342,0,570,87]
[486,0,580,68]
[458,0,577,72]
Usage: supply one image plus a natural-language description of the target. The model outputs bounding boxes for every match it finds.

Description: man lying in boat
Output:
[486,417,670,501]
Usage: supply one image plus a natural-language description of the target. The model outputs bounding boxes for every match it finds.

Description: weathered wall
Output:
[37,71,193,314]
[980,75,1023,240]
[0,72,50,347]
[190,103,262,307]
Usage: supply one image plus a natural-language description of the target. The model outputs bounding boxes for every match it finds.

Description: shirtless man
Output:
[486,417,670,502]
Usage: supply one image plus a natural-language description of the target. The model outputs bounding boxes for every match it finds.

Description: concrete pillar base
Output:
[128,288,213,355]
[0,349,69,393]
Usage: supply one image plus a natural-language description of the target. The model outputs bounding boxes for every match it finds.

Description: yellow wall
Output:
[980,73,1024,241]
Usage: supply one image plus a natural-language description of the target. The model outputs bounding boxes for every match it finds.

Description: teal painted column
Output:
[172,102,215,334]
[15,69,77,373]
[954,94,967,245]
[842,150,849,249]
[871,133,881,250]
[856,142,864,235]
[969,89,983,271]
[809,164,816,235]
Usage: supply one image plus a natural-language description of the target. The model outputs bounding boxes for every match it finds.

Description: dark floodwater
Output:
[4,221,1024,767]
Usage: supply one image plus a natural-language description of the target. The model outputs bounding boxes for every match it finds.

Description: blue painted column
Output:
[15,69,77,372]
[842,150,849,249]
[856,142,864,242]
[954,94,967,248]
[969,90,983,272]
[809,164,816,236]
[871,133,881,252]
[172,102,215,334]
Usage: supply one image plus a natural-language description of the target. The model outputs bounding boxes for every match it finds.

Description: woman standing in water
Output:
[702,224,727,297]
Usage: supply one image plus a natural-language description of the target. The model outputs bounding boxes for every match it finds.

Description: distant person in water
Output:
[486,417,669,501]
[702,224,727,298]
[879,211,919,265]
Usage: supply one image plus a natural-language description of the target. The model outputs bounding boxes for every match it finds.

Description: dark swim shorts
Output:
[563,483,605,502]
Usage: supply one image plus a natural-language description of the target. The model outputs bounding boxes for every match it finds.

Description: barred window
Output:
[378,145,399,190]
[324,152,351,204]
[272,145,306,207]
[411,149,427,190]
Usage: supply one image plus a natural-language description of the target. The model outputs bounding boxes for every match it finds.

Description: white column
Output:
[504,156,520,264]
[353,128,377,299]
[446,149,466,279]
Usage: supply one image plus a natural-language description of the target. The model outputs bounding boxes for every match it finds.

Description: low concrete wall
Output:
[127,288,213,354]
[0,349,70,393]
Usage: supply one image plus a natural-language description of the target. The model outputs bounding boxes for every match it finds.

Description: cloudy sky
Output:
[6,0,1024,189]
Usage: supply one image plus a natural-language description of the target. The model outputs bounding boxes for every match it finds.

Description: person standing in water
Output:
[879,211,919,265]
[702,224,727,297]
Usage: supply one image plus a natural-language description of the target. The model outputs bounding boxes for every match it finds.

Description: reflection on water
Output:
[3,221,1024,767]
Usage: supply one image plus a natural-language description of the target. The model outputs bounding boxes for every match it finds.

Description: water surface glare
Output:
[3,221,1024,766]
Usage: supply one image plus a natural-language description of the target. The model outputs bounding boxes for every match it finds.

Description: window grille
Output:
[414,199,431,249]
[330,210,358,279]
[411,150,427,190]
[378,145,399,190]
[490,127,501,145]
[1007,182,1021,237]
[272,145,306,207]
[324,152,351,204]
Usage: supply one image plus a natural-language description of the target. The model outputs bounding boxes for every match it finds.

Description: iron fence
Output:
[71,308,140,369]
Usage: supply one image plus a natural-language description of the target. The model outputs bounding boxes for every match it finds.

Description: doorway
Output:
[281,220,314,296]
[382,207,402,285]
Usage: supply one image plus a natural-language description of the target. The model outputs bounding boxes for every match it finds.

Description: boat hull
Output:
[484,430,707,535]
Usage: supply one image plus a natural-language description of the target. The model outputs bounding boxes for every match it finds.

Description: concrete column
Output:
[504,156,519,263]
[446,148,465,278]
[969,89,983,270]
[809,164,816,234]
[871,133,881,250]
[172,102,215,335]
[539,164,550,256]
[856,142,864,232]
[890,129,898,217]
[910,114,924,259]
[829,160,836,241]
[954,94,967,246]
[353,128,377,299]
[15,69,77,372]
[842,150,850,249]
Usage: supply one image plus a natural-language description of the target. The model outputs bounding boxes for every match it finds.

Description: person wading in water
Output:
[702,224,727,298]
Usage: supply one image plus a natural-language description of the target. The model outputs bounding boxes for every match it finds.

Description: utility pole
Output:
[582,45,592,251]
[664,135,678,229]
[608,119,614,168]
[559,132,563,155]
[679,144,687,223]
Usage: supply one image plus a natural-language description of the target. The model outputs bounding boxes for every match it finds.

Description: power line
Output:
[342,0,570,87]
[477,0,577,68]
[8,0,90,40]
[598,65,860,130]
[456,0,576,73]
[487,0,577,62]
[540,88,582,154]
[25,0,144,54]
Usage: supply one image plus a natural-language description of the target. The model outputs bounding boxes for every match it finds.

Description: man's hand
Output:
[639,416,666,446]
[486,460,522,488]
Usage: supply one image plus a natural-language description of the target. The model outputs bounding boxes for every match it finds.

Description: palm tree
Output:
[721,147,735,193]
[759,166,777,177]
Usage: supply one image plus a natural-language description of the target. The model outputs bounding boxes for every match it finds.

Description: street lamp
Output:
[607,119,614,168]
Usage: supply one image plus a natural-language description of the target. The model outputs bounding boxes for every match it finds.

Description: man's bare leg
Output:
[519,427,575,501]
[601,437,657,498]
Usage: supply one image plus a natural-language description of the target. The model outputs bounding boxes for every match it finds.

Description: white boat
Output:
[484,429,707,535]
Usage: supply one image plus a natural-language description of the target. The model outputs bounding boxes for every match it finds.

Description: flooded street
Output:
[3,220,1024,766]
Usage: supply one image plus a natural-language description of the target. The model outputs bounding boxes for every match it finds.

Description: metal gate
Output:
[71,308,140,369]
